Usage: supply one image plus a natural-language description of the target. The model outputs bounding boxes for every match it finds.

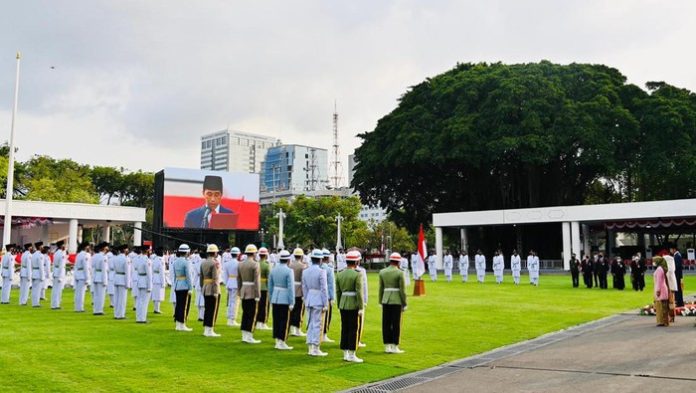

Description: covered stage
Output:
[432,198,696,270]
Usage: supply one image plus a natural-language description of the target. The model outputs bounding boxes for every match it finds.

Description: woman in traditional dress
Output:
[653,256,669,326]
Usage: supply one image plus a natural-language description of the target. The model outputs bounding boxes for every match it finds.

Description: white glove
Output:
[254,298,260,302]
[358,309,364,316]
[289,305,294,311]
[322,307,328,312]
[402,305,408,312]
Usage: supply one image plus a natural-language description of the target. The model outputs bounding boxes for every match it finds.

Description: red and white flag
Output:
[416,224,427,279]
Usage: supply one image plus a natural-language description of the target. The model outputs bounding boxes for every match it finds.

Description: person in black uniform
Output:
[598,254,608,289]
[569,253,580,288]
[581,255,593,288]
[615,256,626,290]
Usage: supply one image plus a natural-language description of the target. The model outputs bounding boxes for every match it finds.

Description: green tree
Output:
[91,166,124,205]
[352,61,696,230]
[19,156,98,203]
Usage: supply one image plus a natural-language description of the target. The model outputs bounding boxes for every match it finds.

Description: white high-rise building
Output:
[200,129,280,173]
[261,144,329,193]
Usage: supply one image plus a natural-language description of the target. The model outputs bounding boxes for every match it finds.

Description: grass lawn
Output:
[1,272,693,392]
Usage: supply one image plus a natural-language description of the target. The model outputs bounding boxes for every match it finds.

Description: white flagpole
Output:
[335,213,342,252]
[3,52,21,246]
[276,208,285,250]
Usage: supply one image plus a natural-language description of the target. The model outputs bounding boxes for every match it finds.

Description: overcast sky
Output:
[1,0,694,178]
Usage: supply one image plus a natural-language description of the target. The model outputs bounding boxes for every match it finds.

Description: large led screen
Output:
[162,167,259,230]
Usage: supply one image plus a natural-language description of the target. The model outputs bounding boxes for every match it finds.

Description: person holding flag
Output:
[412,224,428,296]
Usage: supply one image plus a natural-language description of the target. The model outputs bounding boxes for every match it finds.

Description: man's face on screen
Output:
[203,189,222,211]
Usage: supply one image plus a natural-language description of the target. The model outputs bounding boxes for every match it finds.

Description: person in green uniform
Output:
[256,247,272,330]
[380,252,407,354]
[335,250,364,363]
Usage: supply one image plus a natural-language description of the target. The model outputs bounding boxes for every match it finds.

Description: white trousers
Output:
[476,270,485,283]
[93,283,106,314]
[444,268,452,281]
[460,266,468,282]
[1,277,11,302]
[227,287,238,320]
[305,306,324,346]
[512,271,520,284]
[51,278,64,308]
[429,265,437,281]
[19,277,30,305]
[495,272,503,283]
[114,285,128,318]
[136,288,150,322]
[74,279,87,311]
[530,273,539,285]
[31,279,43,306]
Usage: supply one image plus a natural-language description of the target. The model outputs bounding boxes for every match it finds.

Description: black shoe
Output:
[136,320,149,324]
[198,318,204,322]
[32,305,41,308]
[154,311,162,314]
[132,307,136,311]
[93,312,104,316]
[110,305,114,308]
[51,307,61,310]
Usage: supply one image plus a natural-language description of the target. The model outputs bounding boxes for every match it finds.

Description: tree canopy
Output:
[352,61,696,230]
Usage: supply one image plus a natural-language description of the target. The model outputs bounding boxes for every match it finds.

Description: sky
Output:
[0,0,694,179]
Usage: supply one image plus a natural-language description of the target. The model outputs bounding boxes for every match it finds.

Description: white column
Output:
[41,223,49,244]
[102,225,111,243]
[435,227,443,270]
[562,222,571,271]
[460,227,468,253]
[133,222,142,246]
[571,221,581,259]
[582,224,591,257]
[68,219,78,254]
[77,226,83,243]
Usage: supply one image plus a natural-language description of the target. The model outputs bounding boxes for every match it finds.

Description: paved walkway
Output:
[347,305,696,392]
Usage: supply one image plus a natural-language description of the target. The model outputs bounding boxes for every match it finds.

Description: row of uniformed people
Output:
[1,241,167,322]
[168,243,407,363]
[419,250,541,285]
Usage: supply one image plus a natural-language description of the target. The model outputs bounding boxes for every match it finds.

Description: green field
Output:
[1,273,692,392]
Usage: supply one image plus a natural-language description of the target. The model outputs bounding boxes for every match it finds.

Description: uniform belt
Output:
[76,268,84,271]
[115,272,126,275]
[229,275,237,278]
[203,279,215,284]
[95,269,102,272]
[273,286,288,291]
[342,291,356,296]
[261,278,268,281]
[154,270,160,273]
[138,273,147,276]
[32,267,40,270]
[294,281,301,285]
[384,288,399,292]
[176,275,187,279]
[242,281,254,286]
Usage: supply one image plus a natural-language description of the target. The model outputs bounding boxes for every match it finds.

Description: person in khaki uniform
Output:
[379,252,408,354]
[255,247,272,331]
[200,244,222,337]
[289,248,307,336]
[238,244,262,344]
[336,250,365,363]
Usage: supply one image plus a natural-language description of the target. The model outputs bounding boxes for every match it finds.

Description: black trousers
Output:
[340,309,360,351]
[174,290,191,323]
[257,290,269,323]
[599,274,608,289]
[675,274,684,307]
[593,271,599,287]
[382,304,402,345]
[241,298,258,332]
[290,297,304,327]
[583,273,593,288]
[571,272,579,288]
[272,304,290,341]
[323,303,333,334]
[203,294,219,328]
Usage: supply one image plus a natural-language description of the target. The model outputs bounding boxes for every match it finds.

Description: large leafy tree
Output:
[353,61,696,230]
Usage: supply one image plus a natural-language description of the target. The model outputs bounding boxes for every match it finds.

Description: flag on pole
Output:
[415,224,427,279]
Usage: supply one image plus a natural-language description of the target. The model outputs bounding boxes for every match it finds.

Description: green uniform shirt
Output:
[259,259,270,291]
[379,265,407,306]
[335,268,363,310]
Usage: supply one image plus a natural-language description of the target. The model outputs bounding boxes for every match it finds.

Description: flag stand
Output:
[413,279,425,296]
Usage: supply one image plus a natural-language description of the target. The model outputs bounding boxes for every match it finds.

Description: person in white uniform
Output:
[399,252,411,287]
[151,247,166,314]
[302,249,329,357]
[19,243,33,306]
[73,242,91,312]
[51,241,67,309]
[222,246,241,326]
[1,244,17,304]
[31,243,47,307]
[133,246,152,323]
[427,252,438,282]
[493,250,504,284]
[42,245,51,300]
[111,245,130,319]
[336,248,347,272]
[91,242,109,315]
[510,250,521,285]
[458,251,469,283]
[190,248,205,321]
[443,250,453,282]
[475,250,486,283]
[527,250,540,286]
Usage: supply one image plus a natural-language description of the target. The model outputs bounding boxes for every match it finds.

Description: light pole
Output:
[335,213,343,252]
[276,208,286,250]
[260,228,265,247]
[3,52,21,246]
